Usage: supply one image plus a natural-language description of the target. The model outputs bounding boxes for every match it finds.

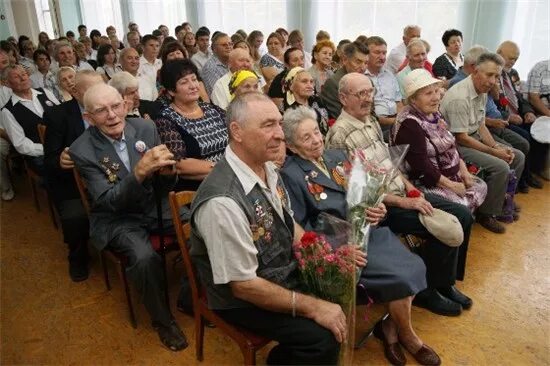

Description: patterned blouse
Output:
[259,53,285,74]
[155,102,229,163]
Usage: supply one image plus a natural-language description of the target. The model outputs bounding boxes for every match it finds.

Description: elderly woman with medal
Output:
[280,106,441,366]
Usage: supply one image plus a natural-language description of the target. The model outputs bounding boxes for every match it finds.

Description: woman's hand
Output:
[449,181,466,197]
[463,174,475,189]
[365,203,387,226]
[351,246,367,268]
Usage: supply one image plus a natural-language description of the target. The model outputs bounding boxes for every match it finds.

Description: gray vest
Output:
[190,157,299,309]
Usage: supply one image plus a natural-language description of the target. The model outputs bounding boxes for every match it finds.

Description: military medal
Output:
[250,224,260,241]
[99,156,120,184]
[320,192,327,200]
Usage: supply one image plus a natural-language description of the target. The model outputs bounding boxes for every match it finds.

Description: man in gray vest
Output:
[189,93,342,365]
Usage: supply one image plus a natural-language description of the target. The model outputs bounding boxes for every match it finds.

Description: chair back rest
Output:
[37,124,46,145]
[168,191,202,305]
[73,168,91,217]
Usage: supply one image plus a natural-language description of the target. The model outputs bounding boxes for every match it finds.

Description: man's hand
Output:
[524,112,536,124]
[463,173,475,188]
[365,203,387,226]
[134,144,176,183]
[60,147,75,169]
[401,197,434,215]
[492,146,514,164]
[486,118,509,129]
[508,114,523,125]
[311,300,348,343]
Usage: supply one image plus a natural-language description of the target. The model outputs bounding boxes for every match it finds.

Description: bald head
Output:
[74,70,104,104]
[338,72,374,120]
[497,41,520,72]
[228,48,252,73]
[83,83,122,112]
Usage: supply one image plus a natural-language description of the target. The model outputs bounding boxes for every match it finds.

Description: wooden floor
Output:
[1,173,549,365]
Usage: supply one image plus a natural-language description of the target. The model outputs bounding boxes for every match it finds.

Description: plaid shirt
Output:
[527,60,550,97]
[201,55,229,96]
[325,110,406,196]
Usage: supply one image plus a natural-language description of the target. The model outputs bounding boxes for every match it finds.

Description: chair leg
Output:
[29,176,40,211]
[242,347,256,366]
[195,314,204,361]
[116,260,137,328]
[47,196,59,230]
[100,251,111,290]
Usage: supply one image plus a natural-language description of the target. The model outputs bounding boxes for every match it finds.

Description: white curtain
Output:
[313,0,463,64]
[128,0,187,36]
[80,0,124,37]
[200,0,286,37]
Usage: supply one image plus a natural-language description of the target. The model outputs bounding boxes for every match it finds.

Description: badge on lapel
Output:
[305,174,326,201]
[331,161,351,188]
[99,156,120,184]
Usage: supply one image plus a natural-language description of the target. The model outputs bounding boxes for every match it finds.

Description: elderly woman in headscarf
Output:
[280,106,441,366]
[390,69,487,213]
[282,67,329,135]
[228,69,260,101]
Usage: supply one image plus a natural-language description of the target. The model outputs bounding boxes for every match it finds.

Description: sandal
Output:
[156,322,188,352]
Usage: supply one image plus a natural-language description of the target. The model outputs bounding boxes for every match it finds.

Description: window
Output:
[129,0,187,36]
[80,0,123,39]
[34,0,55,38]
[201,0,286,36]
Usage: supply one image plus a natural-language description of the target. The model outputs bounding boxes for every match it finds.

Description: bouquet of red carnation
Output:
[294,229,357,365]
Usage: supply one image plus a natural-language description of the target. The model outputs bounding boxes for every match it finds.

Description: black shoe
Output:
[527,175,543,189]
[155,321,188,352]
[438,286,473,310]
[413,288,462,316]
[517,183,529,194]
[69,260,89,282]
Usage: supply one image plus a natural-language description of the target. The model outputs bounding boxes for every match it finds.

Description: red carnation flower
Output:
[499,95,509,107]
[407,189,421,198]
[467,165,479,174]
[300,231,318,246]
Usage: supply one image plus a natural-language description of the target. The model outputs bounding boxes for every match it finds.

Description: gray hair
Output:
[338,72,357,94]
[83,83,121,112]
[282,106,318,146]
[108,71,138,95]
[406,38,426,56]
[226,92,272,131]
[463,45,488,65]
[54,41,73,59]
[403,25,421,36]
[476,51,504,67]
[1,64,23,82]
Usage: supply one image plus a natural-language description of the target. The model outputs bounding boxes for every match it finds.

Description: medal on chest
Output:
[305,174,326,201]
[99,156,120,184]
[252,199,274,243]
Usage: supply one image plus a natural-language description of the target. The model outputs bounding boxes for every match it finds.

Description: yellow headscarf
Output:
[284,66,306,106]
[229,70,259,99]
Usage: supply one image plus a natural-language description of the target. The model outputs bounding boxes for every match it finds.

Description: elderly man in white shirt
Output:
[387,25,421,74]
[1,65,59,176]
[211,48,263,110]
[121,47,158,101]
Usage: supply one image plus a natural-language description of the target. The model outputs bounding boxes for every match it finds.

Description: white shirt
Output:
[138,56,162,83]
[194,145,286,284]
[386,42,406,74]
[137,72,158,101]
[76,61,94,71]
[0,89,59,156]
[191,49,212,73]
[211,72,232,110]
[0,86,12,107]
[30,70,56,91]
[303,50,313,69]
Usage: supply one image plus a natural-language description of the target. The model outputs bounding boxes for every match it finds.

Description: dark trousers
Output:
[512,123,549,174]
[383,193,474,287]
[216,307,340,365]
[490,126,530,186]
[109,228,173,327]
[56,198,90,264]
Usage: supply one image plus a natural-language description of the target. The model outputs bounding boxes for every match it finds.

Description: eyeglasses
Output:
[91,102,125,118]
[347,88,375,99]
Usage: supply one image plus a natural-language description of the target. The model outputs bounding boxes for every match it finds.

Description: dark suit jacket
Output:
[139,99,162,120]
[43,98,85,204]
[320,67,347,119]
[69,118,177,250]
[280,149,348,231]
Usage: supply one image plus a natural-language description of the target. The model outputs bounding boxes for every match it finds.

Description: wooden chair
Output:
[73,167,177,328]
[169,191,271,365]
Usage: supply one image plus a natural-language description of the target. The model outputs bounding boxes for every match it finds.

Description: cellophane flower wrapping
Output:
[295,214,356,365]
[346,145,410,258]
